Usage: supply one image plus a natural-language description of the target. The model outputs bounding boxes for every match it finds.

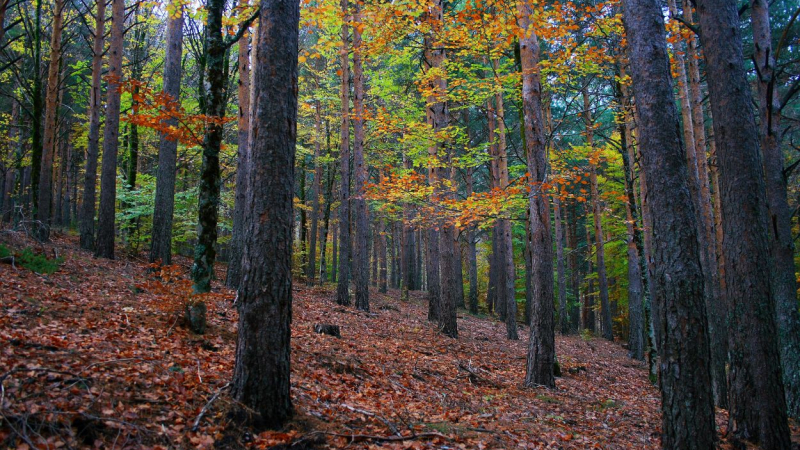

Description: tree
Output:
[518,0,555,388]
[695,0,791,446]
[352,1,369,312]
[622,0,716,446]
[79,0,105,251]
[95,0,125,259]
[150,0,185,265]
[335,0,351,307]
[230,0,299,429]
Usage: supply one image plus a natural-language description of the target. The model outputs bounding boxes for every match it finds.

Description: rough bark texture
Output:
[352,5,369,312]
[149,2,184,264]
[94,0,125,259]
[335,0,351,306]
[227,25,251,287]
[230,0,298,429]
[695,0,791,447]
[622,0,716,446]
[752,0,800,420]
[36,0,64,241]
[518,0,555,388]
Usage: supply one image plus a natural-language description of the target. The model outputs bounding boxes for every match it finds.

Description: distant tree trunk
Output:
[331,220,338,283]
[319,125,334,283]
[230,0,298,428]
[554,196,568,335]
[583,223,595,332]
[486,98,505,321]
[402,163,416,295]
[519,1,555,388]
[390,221,399,289]
[622,0,716,445]
[298,157,308,274]
[583,89,613,340]
[307,96,323,284]
[336,0,351,306]
[227,24,251,287]
[30,0,43,214]
[351,4,368,312]
[752,0,800,420]
[94,0,125,259]
[566,201,581,332]
[695,0,792,447]
[486,228,497,314]
[36,0,65,241]
[465,164,478,314]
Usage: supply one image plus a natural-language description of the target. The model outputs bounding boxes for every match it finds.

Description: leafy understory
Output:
[0,232,795,449]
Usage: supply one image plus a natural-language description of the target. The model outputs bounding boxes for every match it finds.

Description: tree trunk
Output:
[465,165,478,314]
[336,0,351,306]
[230,0,298,428]
[30,0,43,214]
[695,0,792,446]
[583,223,595,332]
[518,1,555,388]
[227,23,251,287]
[622,0,717,445]
[307,95,323,284]
[583,89,613,340]
[94,0,125,259]
[36,0,65,241]
[554,195,568,335]
[149,1,184,264]
[351,4,368,312]
[751,0,800,420]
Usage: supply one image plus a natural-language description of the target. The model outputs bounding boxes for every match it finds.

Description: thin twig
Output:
[305,430,450,443]
[191,382,230,432]
[341,403,402,437]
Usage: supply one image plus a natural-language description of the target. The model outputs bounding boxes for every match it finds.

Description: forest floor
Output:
[1,230,798,450]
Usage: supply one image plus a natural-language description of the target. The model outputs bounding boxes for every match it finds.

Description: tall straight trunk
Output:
[583,224,595,332]
[37,0,65,240]
[486,97,505,321]
[487,228,497,314]
[523,213,533,325]
[95,0,125,259]
[307,96,323,284]
[752,0,800,420]
[518,1,555,387]
[319,125,334,283]
[191,0,228,293]
[402,162,416,294]
[695,0,791,447]
[621,1,716,446]
[227,24,251,287]
[331,220,338,283]
[566,202,581,332]
[378,217,387,293]
[390,221,399,289]
[465,165,478,314]
[30,0,43,213]
[352,4,369,312]
[150,2,184,263]
[336,0,351,306]
[230,0,299,428]
[583,89,613,340]
[554,195,568,334]
[371,222,378,287]
[494,71,517,340]
[298,158,307,273]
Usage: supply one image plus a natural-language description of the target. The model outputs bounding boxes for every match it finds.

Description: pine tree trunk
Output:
[336,0,351,306]
[94,0,125,259]
[695,0,791,446]
[230,0,298,428]
[36,0,65,241]
[227,23,251,287]
[519,1,555,387]
[352,5,368,312]
[622,0,717,445]
[752,0,800,421]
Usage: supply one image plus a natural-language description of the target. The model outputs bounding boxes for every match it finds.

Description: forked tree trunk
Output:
[95,0,125,259]
[518,0,554,388]
[622,0,716,445]
[230,0,298,429]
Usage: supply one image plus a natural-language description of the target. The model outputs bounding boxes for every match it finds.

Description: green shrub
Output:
[3,246,64,274]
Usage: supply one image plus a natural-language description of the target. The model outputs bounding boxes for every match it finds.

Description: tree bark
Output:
[752,0,800,420]
[518,1,555,388]
[622,0,716,445]
[352,4,369,312]
[336,0,351,306]
[695,0,791,446]
[227,22,251,287]
[230,0,298,429]
[149,1,184,264]
[95,0,125,259]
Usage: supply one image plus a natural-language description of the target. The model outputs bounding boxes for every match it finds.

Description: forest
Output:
[0,0,799,448]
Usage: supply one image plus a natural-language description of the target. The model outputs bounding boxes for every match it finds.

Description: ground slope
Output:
[0,231,794,449]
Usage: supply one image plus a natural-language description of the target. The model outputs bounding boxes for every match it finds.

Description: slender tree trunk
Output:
[695,0,791,447]
[307,96,323,284]
[583,89,613,340]
[752,0,800,420]
[230,0,298,428]
[584,224,595,332]
[566,202,580,332]
[95,0,125,259]
[622,1,716,446]
[351,4,368,312]
[227,23,251,287]
[554,196,568,335]
[519,1,555,387]
[36,0,65,240]
[331,219,338,283]
[30,0,43,214]
[336,0,351,306]
[465,165,478,314]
